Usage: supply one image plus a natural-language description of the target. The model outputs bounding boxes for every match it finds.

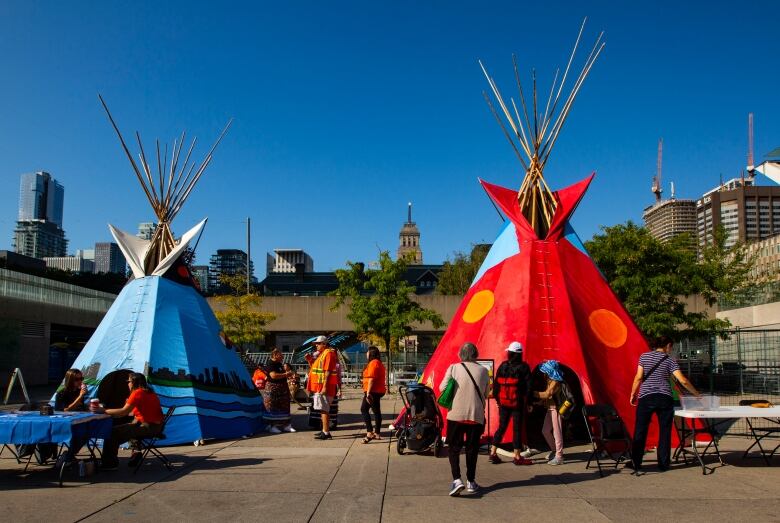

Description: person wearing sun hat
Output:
[307,335,338,440]
[533,359,565,465]
[488,341,533,466]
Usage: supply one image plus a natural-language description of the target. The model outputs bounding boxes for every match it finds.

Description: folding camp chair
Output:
[582,404,633,477]
[739,399,780,464]
[132,406,176,474]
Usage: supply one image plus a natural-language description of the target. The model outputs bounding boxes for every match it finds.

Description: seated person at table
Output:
[53,368,88,464]
[55,368,88,412]
[99,373,164,470]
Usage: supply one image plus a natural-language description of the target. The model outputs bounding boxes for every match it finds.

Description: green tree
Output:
[331,251,446,386]
[694,225,755,306]
[214,273,276,353]
[584,222,752,339]
[436,243,490,295]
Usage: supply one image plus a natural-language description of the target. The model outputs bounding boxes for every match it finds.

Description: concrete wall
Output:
[717,301,780,330]
[207,294,464,333]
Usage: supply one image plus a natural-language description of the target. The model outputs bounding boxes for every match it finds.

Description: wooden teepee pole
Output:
[480,19,603,239]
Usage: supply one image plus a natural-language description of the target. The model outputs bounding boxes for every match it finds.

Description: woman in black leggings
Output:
[360,346,386,443]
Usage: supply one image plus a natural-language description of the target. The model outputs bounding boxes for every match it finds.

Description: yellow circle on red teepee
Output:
[588,309,627,348]
[462,290,495,323]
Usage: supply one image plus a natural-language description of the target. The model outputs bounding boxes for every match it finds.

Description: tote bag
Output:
[437,378,456,409]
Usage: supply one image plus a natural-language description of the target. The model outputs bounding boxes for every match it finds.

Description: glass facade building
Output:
[18,171,64,227]
[14,171,67,258]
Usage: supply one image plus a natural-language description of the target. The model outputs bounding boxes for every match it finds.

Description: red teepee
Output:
[422,22,660,447]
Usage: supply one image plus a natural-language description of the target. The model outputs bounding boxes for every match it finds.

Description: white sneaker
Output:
[548,457,565,465]
[282,424,296,433]
[546,451,554,461]
[268,426,282,434]
[449,478,465,496]
[520,448,539,458]
[466,480,480,493]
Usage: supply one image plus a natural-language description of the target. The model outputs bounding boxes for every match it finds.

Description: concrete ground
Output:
[2,391,780,522]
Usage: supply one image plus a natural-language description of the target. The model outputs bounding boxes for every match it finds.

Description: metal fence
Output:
[675,329,780,434]
[242,350,434,388]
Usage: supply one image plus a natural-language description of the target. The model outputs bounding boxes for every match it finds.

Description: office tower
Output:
[94,242,126,274]
[209,249,253,290]
[643,197,697,250]
[18,171,64,226]
[697,178,780,250]
[13,171,67,258]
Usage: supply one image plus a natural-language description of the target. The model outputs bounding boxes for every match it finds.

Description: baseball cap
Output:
[313,335,328,344]
[505,341,523,353]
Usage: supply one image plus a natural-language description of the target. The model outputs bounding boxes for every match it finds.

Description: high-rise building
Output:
[268,249,314,274]
[43,255,94,273]
[13,171,67,258]
[744,234,780,282]
[191,265,210,294]
[643,198,697,249]
[137,222,157,240]
[13,221,68,258]
[209,249,254,290]
[18,171,64,226]
[397,202,423,264]
[94,242,126,274]
[696,178,780,250]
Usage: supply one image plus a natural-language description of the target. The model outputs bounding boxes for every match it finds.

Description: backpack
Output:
[496,375,520,409]
[555,381,576,419]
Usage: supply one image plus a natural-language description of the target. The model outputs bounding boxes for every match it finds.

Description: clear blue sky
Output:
[1,1,779,271]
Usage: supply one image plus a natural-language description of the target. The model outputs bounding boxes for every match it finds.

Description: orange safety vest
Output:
[308,348,338,395]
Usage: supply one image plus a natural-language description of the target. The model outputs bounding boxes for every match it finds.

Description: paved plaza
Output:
[2,390,780,522]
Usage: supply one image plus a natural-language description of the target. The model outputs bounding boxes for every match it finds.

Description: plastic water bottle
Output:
[78,460,85,477]
[558,400,573,417]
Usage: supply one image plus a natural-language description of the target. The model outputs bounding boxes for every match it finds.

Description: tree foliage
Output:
[214,273,276,353]
[436,243,490,295]
[331,251,445,381]
[584,222,753,339]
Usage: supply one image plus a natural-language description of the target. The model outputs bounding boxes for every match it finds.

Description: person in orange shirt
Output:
[308,335,338,440]
[360,346,387,443]
[99,372,164,470]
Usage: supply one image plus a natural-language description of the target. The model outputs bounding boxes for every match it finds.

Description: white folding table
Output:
[674,405,780,474]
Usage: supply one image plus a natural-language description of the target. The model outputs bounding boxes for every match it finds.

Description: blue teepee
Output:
[55,100,263,444]
[69,276,264,444]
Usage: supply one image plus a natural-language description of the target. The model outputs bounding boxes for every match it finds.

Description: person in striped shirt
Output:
[629,335,700,471]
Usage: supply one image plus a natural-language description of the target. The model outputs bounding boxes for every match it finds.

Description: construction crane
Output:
[651,138,663,202]
[747,112,755,179]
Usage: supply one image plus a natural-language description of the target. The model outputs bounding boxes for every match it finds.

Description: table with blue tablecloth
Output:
[0,411,112,446]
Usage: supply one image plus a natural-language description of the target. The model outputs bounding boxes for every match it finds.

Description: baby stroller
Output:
[396,383,444,456]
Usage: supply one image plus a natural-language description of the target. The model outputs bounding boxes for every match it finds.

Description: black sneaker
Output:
[315,432,333,440]
[127,452,143,468]
[313,431,323,437]
[101,462,119,471]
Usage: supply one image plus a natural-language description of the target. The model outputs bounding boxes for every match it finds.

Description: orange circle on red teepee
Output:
[462,290,495,323]
[588,309,627,348]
